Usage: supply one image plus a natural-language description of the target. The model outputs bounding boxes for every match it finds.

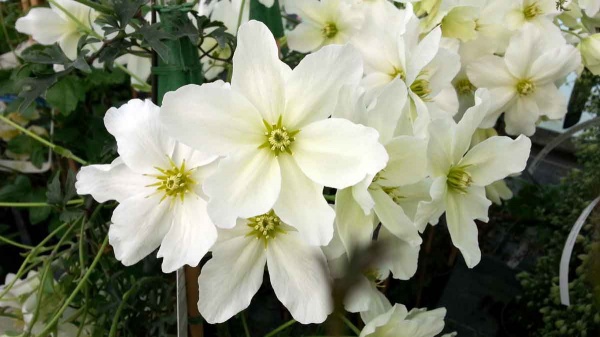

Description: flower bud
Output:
[579,34,600,75]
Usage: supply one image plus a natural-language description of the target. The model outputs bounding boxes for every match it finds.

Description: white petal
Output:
[284,44,363,129]
[414,176,447,231]
[530,45,580,84]
[104,99,174,174]
[480,87,516,128]
[335,188,375,256]
[287,23,325,53]
[109,193,173,266]
[232,21,286,124]
[15,8,67,45]
[294,118,388,189]
[360,304,408,337]
[198,229,266,323]
[362,73,394,93]
[258,0,274,7]
[352,176,376,214]
[426,117,455,176]
[378,228,420,280]
[453,89,492,164]
[127,54,152,88]
[466,55,515,88]
[504,24,542,77]
[371,187,422,246]
[161,84,264,156]
[273,155,334,246]
[461,135,531,186]
[75,157,153,203]
[58,31,81,60]
[406,26,442,83]
[267,232,333,324]
[504,97,539,136]
[534,84,567,119]
[345,277,380,313]
[204,148,281,228]
[359,289,393,326]
[378,136,427,187]
[366,79,408,144]
[157,196,217,273]
[445,187,491,268]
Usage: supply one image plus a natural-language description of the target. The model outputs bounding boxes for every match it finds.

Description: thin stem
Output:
[236,0,247,32]
[0,114,88,165]
[241,311,251,337]
[263,319,296,337]
[0,235,35,250]
[561,29,583,40]
[0,199,85,208]
[47,0,103,40]
[37,234,109,337]
[115,63,152,91]
[108,287,136,337]
[338,314,361,336]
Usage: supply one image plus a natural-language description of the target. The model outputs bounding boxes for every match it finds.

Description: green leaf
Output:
[20,44,71,65]
[29,188,51,225]
[249,0,284,39]
[137,23,173,62]
[113,0,148,28]
[18,72,64,112]
[46,172,63,206]
[7,134,37,154]
[0,175,32,201]
[63,169,78,203]
[46,75,86,115]
[30,147,47,168]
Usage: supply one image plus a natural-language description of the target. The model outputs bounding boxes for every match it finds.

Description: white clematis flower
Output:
[414,89,531,268]
[161,21,388,246]
[286,0,364,53]
[76,99,219,273]
[359,303,450,337]
[15,0,99,60]
[332,80,425,279]
[115,46,152,91]
[198,211,332,324]
[505,0,561,32]
[580,0,600,17]
[467,24,581,136]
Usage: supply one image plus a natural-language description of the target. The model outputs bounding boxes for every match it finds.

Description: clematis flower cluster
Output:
[65,0,589,332]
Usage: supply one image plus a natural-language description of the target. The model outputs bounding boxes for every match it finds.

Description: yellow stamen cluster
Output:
[247,210,286,247]
[147,158,197,204]
[260,116,299,156]
[382,186,405,205]
[390,67,406,81]
[411,78,432,101]
[364,269,386,288]
[322,22,338,39]
[516,79,536,96]
[524,2,542,19]
[447,165,473,194]
[456,78,476,96]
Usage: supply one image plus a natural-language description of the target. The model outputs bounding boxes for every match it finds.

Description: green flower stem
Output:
[263,319,297,337]
[0,199,85,208]
[236,0,247,31]
[338,314,361,336]
[37,234,109,337]
[242,311,251,337]
[324,194,336,202]
[0,235,35,250]
[0,221,71,300]
[72,0,112,14]
[0,114,88,165]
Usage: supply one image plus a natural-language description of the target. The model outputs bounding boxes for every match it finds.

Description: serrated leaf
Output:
[113,0,148,27]
[18,72,65,112]
[137,23,173,62]
[63,169,78,203]
[46,172,63,206]
[20,44,71,65]
[6,134,37,154]
[45,75,86,115]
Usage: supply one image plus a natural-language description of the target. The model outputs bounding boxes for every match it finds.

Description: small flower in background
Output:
[415,89,531,268]
[359,303,452,337]
[286,0,364,53]
[161,21,388,247]
[76,99,219,273]
[467,24,581,136]
[15,0,99,60]
[198,210,332,324]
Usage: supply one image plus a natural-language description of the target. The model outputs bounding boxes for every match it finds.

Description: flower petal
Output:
[198,228,266,323]
[461,135,531,187]
[370,187,422,246]
[104,99,174,174]
[109,193,173,266]
[267,232,333,324]
[378,228,420,280]
[534,84,567,119]
[287,23,325,53]
[504,96,539,136]
[58,31,81,60]
[204,148,281,228]
[504,23,541,77]
[294,118,388,189]
[406,26,441,84]
[232,20,286,124]
[530,45,580,84]
[157,196,217,273]
[466,55,515,88]
[272,155,334,246]
[335,188,375,257]
[284,44,363,129]
[75,157,153,203]
[453,89,492,164]
[161,84,264,156]
[414,176,447,231]
[445,186,490,268]
[378,136,427,187]
[366,79,408,144]
[15,8,67,45]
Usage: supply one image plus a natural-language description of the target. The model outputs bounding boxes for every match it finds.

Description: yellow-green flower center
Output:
[247,210,287,247]
[260,116,299,156]
[410,78,432,101]
[322,22,338,39]
[447,165,473,194]
[147,158,197,203]
[516,79,536,96]
[523,2,542,19]
[456,78,476,96]
[382,186,405,205]
[390,67,406,81]
[364,268,386,288]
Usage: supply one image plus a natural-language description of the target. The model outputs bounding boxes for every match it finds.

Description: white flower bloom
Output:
[76,99,218,273]
[286,0,364,53]
[0,272,39,310]
[359,303,448,337]
[505,0,560,31]
[471,128,514,205]
[15,0,99,60]
[115,46,152,91]
[332,80,425,279]
[467,24,581,136]
[161,21,388,246]
[580,0,600,17]
[198,211,332,324]
[579,33,600,75]
[414,89,531,268]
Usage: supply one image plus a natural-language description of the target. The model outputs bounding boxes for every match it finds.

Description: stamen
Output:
[456,78,476,96]
[524,2,542,19]
[322,22,338,39]
[259,115,299,156]
[246,210,286,247]
[447,165,473,194]
[516,79,535,96]
[410,77,432,101]
[148,157,197,204]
